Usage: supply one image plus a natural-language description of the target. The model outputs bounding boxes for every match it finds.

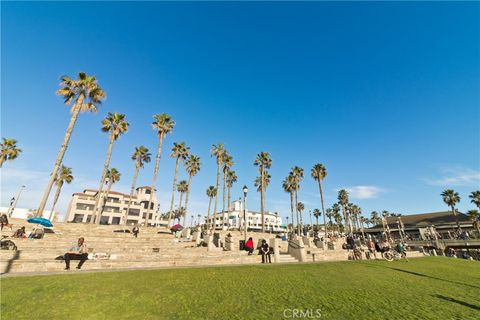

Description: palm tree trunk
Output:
[0,155,6,167]
[168,158,180,226]
[179,191,184,225]
[318,180,327,238]
[295,190,300,235]
[207,197,212,230]
[290,192,294,235]
[145,132,165,226]
[222,170,227,230]
[260,165,265,233]
[227,185,231,229]
[37,94,84,216]
[213,161,221,230]
[99,180,114,220]
[124,164,140,226]
[184,175,193,220]
[50,182,63,217]
[93,134,115,224]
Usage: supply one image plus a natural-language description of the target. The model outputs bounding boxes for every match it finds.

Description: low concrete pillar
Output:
[288,239,306,262]
[224,236,235,251]
[192,231,201,245]
[204,235,215,251]
[269,238,281,263]
[302,236,312,248]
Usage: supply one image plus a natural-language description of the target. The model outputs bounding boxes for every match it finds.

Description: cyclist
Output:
[395,241,409,261]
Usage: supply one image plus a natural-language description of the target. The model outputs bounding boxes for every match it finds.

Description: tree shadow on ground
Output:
[1,250,20,275]
[359,262,480,289]
[433,294,480,311]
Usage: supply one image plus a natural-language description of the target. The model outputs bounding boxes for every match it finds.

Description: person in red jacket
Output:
[245,237,254,255]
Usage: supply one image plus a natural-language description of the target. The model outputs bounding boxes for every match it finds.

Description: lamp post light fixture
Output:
[8,185,26,217]
[243,185,248,241]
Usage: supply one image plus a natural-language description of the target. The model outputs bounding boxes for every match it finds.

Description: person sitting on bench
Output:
[64,237,88,270]
[245,237,254,255]
[260,239,272,264]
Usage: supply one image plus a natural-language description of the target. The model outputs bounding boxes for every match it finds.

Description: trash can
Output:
[239,240,245,251]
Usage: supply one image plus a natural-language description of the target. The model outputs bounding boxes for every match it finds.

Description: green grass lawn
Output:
[1,257,479,320]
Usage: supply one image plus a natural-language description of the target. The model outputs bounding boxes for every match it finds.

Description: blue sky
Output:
[2,2,479,222]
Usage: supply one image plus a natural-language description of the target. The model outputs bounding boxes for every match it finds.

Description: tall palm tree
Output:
[206,186,217,230]
[290,166,304,235]
[333,209,343,233]
[297,202,305,234]
[337,189,350,234]
[226,169,238,212]
[49,165,74,217]
[466,210,480,233]
[177,180,188,225]
[168,142,190,226]
[441,189,461,228]
[0,138,22,168]
[124,146,151,225]
[145,113,175,226]
[313,209,321,229]
[325,208,333,232]
[371,211,380,225]
[37,72,105,216]
[222,153,234,229]
[311,164,327,236]
[332,203,341,232]
[469,191,480,209]
[184,154,201,220]
[282,174,296,234]
[93,112,129,224]
[254,152,272,233]
[98,168,121,221]
[211,143,226,230]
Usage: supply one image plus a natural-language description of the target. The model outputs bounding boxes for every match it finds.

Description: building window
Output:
[128,209,140,216]
[73,214,84,223]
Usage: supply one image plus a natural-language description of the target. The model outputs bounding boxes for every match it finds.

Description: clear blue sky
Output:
[2,2,479,222]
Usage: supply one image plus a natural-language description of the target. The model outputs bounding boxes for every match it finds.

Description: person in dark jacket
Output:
[260,239,271,263]
[132,226,139,238]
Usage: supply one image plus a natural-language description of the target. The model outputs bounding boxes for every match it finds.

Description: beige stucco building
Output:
[65,186,160,226]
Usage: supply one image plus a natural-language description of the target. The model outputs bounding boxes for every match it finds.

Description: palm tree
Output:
[184,154,201,220]
[49,165,74,218]
[338,189,350,234]
[282,174,296,234]
[226,170,238,212]
[92,112,129,224]
[168,142,190,226]
[206,186,217,230]
[441,189,461,228]
[98,168,121,221]
[371,211,380,226]
[470,191,480,209]
[297,202,305,234]
[0,138,22,168]
[37,72,105,217]
[311,163,327,237]
[124,146,151,225]
[313,209,321,229]
[145,113,175,226]
[332,203,341,232]
[290,166,304,234]
[325,208,333,232]
[466,210,480,233]
[211,143,226,230]
[177,180,188,225]
[254,152,272,233]
[222,153,234,229]
[333,209,343,233]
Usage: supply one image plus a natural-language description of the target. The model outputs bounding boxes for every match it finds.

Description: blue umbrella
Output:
[27,217,53,228]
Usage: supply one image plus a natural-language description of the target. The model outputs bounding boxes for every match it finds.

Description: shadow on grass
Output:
[359,262,480,289]
[1,250,20,275]
[433,294,480,311]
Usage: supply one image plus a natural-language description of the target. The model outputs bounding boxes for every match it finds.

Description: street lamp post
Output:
[243,185,248,242]
[7,185,26,218]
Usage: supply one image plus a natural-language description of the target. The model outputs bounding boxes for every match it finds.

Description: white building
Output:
[0,207,56,221]
[65,186,160,226]
[205,200,286,232]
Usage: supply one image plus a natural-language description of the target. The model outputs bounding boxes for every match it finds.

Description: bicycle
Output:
[381,248,401,261]
[1,235,17,251]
